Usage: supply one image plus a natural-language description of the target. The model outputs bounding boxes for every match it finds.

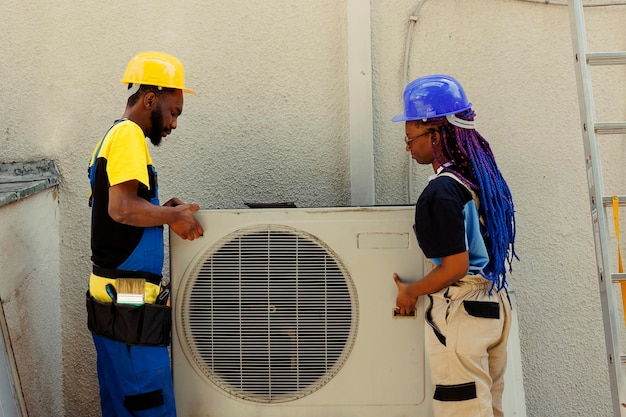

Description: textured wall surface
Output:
[0,0,625,416]
[0,190,62,417]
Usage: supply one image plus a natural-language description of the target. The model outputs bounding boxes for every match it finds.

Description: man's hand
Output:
[168,203,204,240]
[393,272,417,316]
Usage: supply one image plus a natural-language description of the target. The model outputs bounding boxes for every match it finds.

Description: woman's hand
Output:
[393,273,417,316]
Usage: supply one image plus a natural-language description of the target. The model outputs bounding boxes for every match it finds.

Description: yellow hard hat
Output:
[120,51,195,94]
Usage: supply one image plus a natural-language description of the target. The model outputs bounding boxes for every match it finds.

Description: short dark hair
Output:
[126,84,176,107]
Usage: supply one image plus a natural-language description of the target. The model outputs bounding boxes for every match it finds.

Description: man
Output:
[391,74,518,417]
[86,51,204,416]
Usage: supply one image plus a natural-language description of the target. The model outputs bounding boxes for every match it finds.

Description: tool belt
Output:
[86,291,172,346]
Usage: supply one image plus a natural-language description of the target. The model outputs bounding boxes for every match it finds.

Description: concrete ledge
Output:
[0,160,60,208]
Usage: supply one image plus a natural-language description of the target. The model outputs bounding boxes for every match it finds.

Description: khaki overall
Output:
[426,274,512,417]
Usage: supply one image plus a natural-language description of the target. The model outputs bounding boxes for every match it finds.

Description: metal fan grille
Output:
[179,226,357,403]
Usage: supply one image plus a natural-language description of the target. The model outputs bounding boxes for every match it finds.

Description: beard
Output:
[148,107,163,146]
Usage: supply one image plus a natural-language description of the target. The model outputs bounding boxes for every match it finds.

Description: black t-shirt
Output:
[414,175,473,259]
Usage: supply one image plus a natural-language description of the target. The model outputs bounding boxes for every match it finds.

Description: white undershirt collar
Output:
[427,161,454,182]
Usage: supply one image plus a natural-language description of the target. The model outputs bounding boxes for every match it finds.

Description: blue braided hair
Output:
[427,109,518,291]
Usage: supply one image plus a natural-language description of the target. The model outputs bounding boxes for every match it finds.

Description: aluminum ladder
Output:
[568,1,626,415]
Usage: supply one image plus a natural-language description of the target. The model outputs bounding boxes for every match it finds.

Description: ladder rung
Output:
[611,273,626,283]
[602,196,626,207]
[587,52,626,66]
[594,122,626,135]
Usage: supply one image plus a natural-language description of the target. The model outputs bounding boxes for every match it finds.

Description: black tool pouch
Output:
[86,291,172,346]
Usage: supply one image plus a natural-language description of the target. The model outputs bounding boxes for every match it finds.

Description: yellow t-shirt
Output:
[89,120,152,189]
[88,119,165,298]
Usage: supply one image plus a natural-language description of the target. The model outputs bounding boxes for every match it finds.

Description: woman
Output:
[391,74,518,417]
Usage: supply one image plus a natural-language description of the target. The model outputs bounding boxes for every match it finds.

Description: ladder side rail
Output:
[568,1,626,415]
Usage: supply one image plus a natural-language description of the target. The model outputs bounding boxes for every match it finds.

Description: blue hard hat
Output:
[391,74,472,122]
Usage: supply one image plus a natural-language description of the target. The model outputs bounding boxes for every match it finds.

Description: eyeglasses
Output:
[404,130,433,146]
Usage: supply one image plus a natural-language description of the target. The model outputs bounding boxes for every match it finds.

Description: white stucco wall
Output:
[0,190,62,417]
[0,1,625,416]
